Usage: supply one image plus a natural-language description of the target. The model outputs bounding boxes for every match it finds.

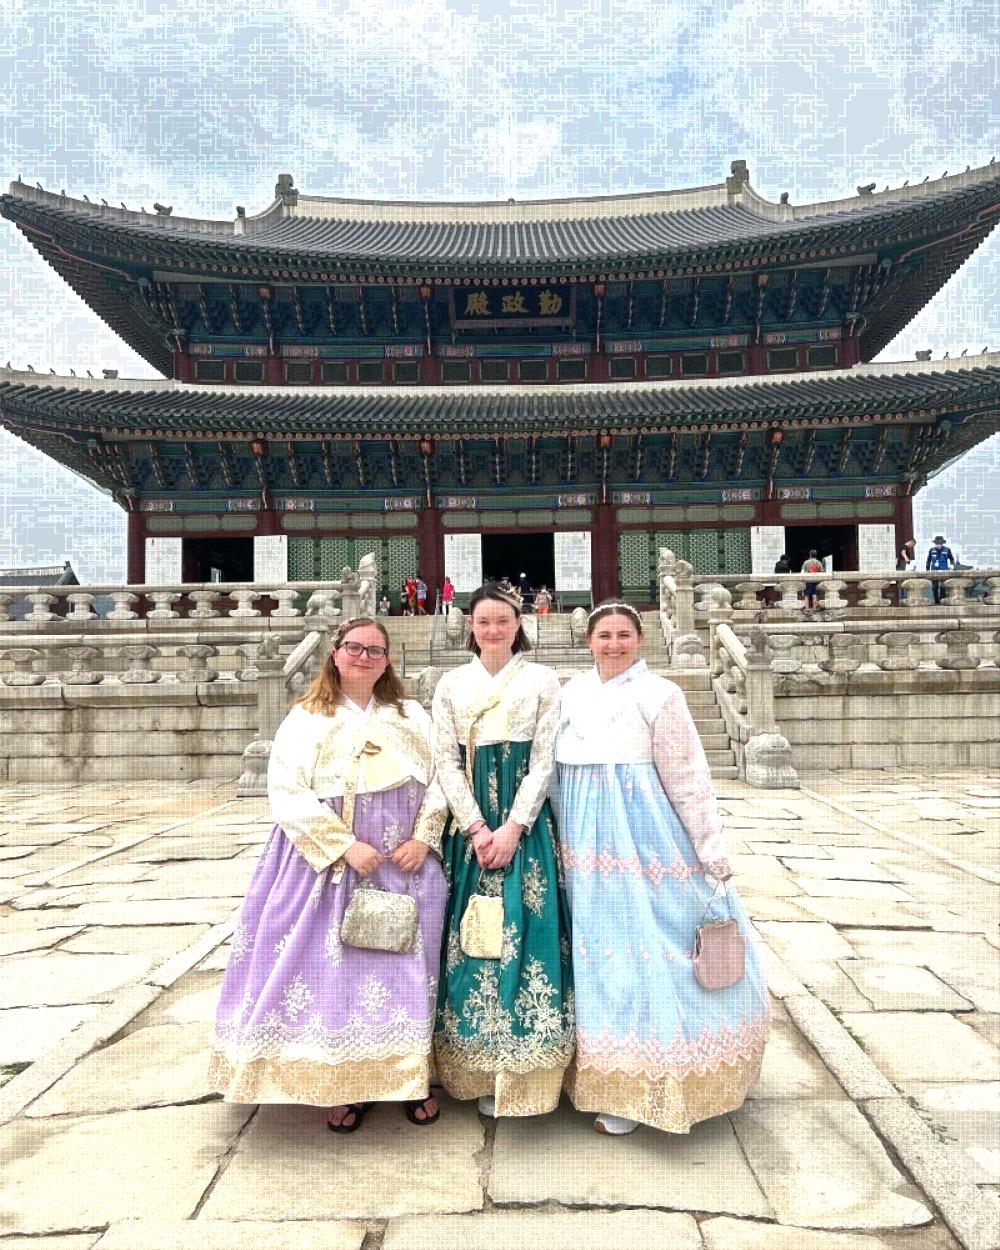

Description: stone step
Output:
[705,749,738,769]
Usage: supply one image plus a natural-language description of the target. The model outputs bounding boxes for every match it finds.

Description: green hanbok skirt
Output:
[434,740,574,1115]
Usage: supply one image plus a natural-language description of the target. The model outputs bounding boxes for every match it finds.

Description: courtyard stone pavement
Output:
[0,770,998,1250]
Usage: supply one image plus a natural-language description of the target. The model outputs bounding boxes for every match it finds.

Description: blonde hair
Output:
[295,617,407,718]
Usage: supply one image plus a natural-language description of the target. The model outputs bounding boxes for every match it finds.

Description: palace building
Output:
[2,160,1000,603]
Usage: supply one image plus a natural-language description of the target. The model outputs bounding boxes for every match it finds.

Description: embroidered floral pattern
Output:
[576,1014,770,1082]
[560,845,701,886]
[324,920,343,967]
[281,974,314,1021]
[500,921,519,968]
[273,927,294,956]
[230,921,252,964]
[521,858,547,917]
[514,958,564,1043]
[460,965,514,1048]
[445,928,463,975]
[360,973,390,1017]
[381,814,405,854]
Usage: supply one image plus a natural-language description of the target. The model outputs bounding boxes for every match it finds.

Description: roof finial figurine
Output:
[779,192,789,204]
[101,198,108,206]
[856,182,875,195]
[60,188,66,196]
[70,368,76,376]
[120,202,128,210]
[943,351,950,358]
[49,367,56,374]
[984,347,990,354]
[87,369,94,377]
[915,349,932,361]
[903,180,909,187]
[154,203,173,216]
[35,181,43,190]
[922,175,929,183]
[4,361,9,369]
[26,363,34,371]
[961,347,968,356]
[83,194,90,202]
[942,171,948,179]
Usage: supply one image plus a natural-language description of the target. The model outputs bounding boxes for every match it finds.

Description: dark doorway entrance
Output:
[784,525,858,573]
[182,537,254,583]
[481,532,555,599]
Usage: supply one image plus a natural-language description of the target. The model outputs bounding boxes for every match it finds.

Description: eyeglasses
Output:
[338,641,389,660]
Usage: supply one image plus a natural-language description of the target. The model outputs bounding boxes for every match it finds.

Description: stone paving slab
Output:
[756,921,856,961]
[25,1022,215,1116]
[489,1101,771,1217]
[0,1103,251,1235]
[750,1004,847,1100]
[730,1099,932,1230]
[0,1238,101,1250]
[200,1100,484,1220]
[93,1220,365,1250]
[840,960,974,1011]
[0,925,83,956]
[700,1216,961,1249]
[0,953,155,1009]
[384,1211,702,1250]
[903,1083,1000,1183]
[786,960,873,1011]
[60,924,211,956]
[68,899,239,927]
[840,1012,1000,1084]
[0,1005,99,1064]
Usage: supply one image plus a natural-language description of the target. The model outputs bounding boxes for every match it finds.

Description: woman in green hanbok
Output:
[432,584,574,1117]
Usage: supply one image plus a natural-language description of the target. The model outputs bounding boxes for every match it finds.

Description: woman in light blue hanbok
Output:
[553,602,769,1135]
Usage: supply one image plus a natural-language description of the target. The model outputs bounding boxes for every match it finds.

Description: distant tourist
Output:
[926,535,955,604]
[801,549,824,611]
[415,574,428,615]
[766,554,791,607]
[405,574,418,615]
[431,583,573,1118]
[377,595,391,616]
[896,538,916,572]
[399,579,410,616]
[209,618,448,1132]
[534,585,552,614]
[553,602,769,1135]
[441,575,455,610]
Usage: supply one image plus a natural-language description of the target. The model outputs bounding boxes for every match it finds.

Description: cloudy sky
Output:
[1,0,998,580]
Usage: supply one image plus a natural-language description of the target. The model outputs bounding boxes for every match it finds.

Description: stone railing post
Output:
[63,645,102,684]
[742,626,798,788]
[25,593,59,622]
[177,644,220,683]
[777,577,805,613]
[941,576,972,609]
[817,578,848,612]
[985,577,1000,607]
[898,577,932,608]
[188,590,221,619]
[858,579,891,609]
[672,560,706,667]
[147,591,180,619]
[230,590,262,618]
[271,589,302,619]
[65,593,97,622]
[819,633,864,675]
[107,592,139,621]
[0,648,45,685]
[877,632,918,671]
[237,635,287,797]
[0,594,13,622]
[935,630,979,671]
[118,645,161,683]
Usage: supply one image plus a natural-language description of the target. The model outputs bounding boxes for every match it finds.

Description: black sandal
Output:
[326,1102,372,1133]
[403,1096,440,1126]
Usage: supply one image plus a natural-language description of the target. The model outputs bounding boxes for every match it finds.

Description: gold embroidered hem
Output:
[564,1048,765,1133]
[433,1045,565,1115]
[208,1050,431,1106]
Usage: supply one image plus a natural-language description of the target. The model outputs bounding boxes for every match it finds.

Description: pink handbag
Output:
[693,886,745,990]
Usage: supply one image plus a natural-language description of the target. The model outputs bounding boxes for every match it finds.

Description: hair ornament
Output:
[587,601,642,626]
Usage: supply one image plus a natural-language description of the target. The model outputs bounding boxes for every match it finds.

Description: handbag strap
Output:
[697,880,732,928]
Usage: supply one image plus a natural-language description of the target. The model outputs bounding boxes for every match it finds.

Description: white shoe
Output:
[595,1113,639,1135]
[477,1095,497,1117]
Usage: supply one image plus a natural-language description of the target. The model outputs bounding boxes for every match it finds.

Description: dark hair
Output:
[466,583,531,655]
[295,617,407,717]
[808,549,818,558]
[586,600,644,639]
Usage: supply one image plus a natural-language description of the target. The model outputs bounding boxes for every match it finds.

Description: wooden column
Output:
[894,492,915,550]
[126,509,145,584]
[590,503,618,603]
[256,508,280,536]
[417,504,444,604]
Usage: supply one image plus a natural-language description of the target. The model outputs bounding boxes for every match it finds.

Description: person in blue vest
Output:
[926,535,956,603]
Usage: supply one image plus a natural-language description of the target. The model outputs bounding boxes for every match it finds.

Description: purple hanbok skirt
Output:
[209,781,446,1106]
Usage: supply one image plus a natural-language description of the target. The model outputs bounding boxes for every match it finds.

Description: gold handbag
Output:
[460,869,505,959]
[341,883,418,953]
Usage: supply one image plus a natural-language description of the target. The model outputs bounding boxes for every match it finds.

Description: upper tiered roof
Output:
[4,160,999,373]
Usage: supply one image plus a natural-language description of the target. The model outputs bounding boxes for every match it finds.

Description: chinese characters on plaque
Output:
[451,283,575,328]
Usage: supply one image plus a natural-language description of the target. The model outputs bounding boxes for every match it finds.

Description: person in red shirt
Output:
[405,576,417,616]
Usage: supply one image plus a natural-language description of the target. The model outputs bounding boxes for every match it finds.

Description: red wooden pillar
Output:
[256,508,280,536]
[590,503,618,603]
[894,492,915,550]
[126,509,145,584]
[840,335,860,367]
[417,504,444,604]
[173,348,193,383]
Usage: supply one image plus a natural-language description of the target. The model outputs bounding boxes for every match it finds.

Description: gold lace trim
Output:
[433,1049,565,1116]
[564,1047,766,1133]
[208,1050,431,1105]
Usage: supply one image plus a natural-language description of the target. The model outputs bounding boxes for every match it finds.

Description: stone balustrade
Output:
[695,571,1000,616]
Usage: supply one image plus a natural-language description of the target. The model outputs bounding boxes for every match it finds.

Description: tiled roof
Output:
[3,356,999,438]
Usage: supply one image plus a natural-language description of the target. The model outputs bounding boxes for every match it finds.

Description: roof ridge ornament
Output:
[725,159,749,201]
[275,174,298,207]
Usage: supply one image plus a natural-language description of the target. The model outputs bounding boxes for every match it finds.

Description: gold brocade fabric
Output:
[208,1050,431,1106]
[564,1046,766,1133]
[433,1046,565,1116]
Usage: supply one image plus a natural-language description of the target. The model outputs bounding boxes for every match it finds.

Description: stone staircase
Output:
[386,610,737,779]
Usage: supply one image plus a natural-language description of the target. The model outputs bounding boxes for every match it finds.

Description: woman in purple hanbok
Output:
[209,618,448,1133]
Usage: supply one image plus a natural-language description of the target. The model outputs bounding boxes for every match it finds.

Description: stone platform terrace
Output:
[0,773,998,1250]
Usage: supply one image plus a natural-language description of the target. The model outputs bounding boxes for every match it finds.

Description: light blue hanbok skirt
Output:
[554,762,769,1131]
